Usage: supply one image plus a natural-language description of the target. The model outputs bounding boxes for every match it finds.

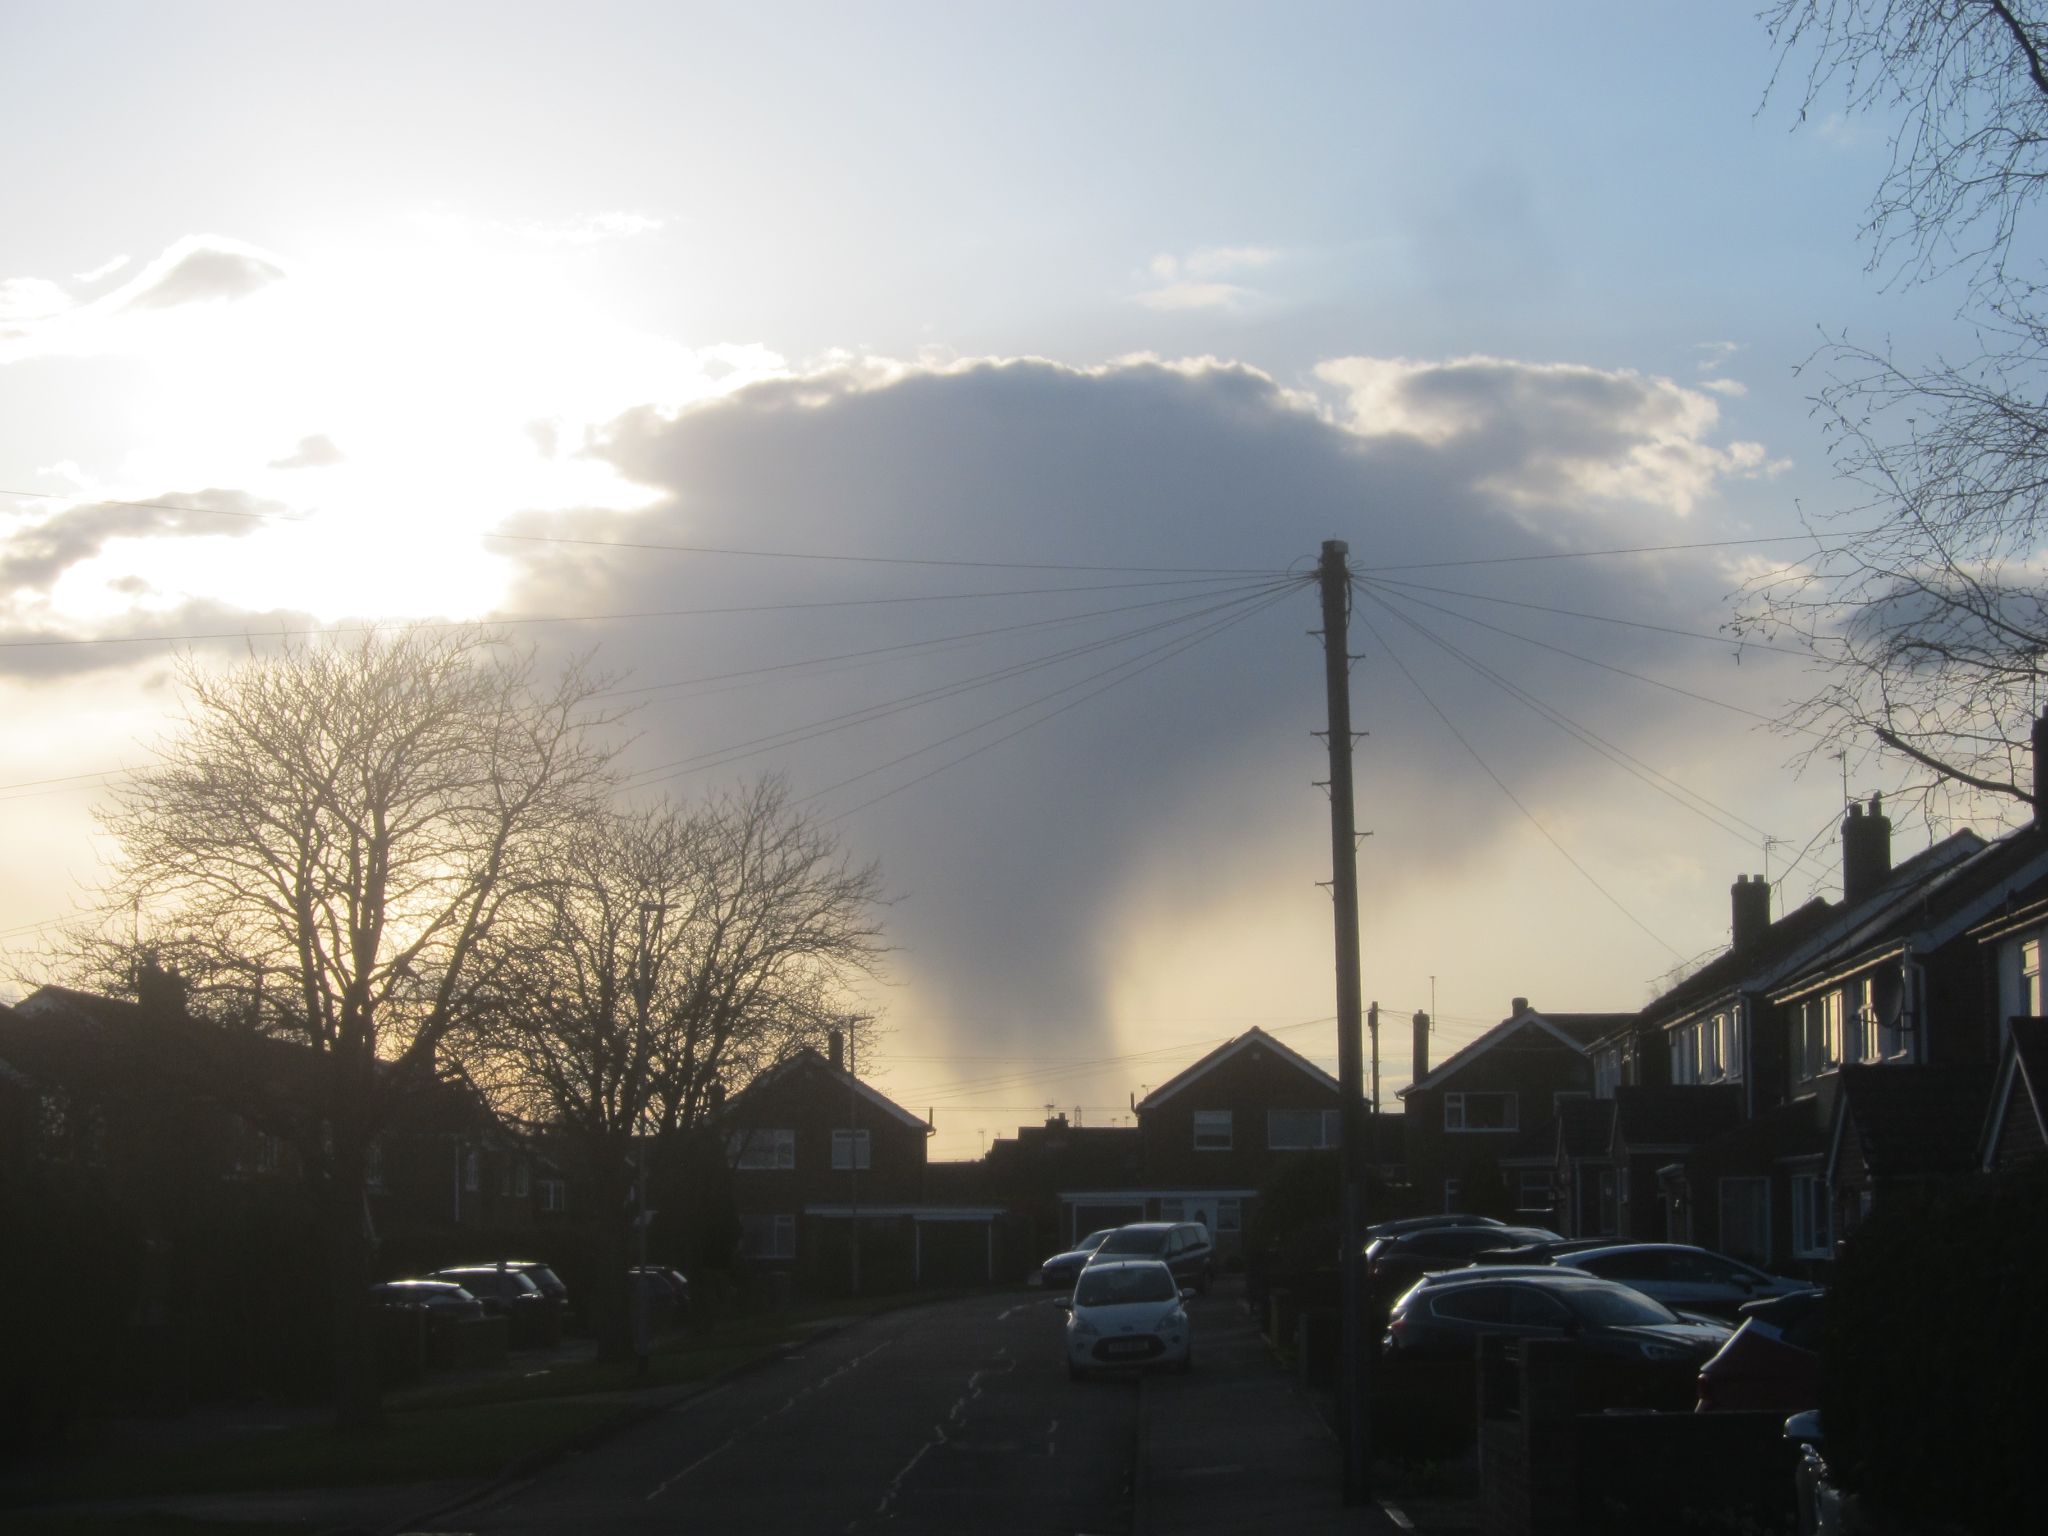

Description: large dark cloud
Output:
[491,356,1777,1047]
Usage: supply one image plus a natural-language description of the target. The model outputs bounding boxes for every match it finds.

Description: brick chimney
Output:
[828,1028,845,1072]
[1412,1009,1430,1082]
[1841,793,1892,906]
[1731,874,1771,952]
[1511,997,1530,1016]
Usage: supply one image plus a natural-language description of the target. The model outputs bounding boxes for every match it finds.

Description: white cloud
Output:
[267,434,346,470]
[0,235,289,363]
[73,254,130,284]
[1135,245,1280,309]
[1314,354,1775,517]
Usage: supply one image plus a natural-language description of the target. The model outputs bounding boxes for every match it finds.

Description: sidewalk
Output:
[1136,1284,1412,1535]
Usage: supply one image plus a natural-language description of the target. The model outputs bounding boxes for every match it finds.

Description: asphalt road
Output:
[421,1289,1145,1536]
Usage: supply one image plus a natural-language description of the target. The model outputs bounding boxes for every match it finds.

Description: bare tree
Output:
[88,625,620,1426]
[457,779,886,1358]
[1740,2,2048,818]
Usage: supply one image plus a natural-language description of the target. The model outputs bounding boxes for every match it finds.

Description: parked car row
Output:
[368,1259,695,1353]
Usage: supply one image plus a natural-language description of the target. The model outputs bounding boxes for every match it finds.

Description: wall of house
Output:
[1403,1026,1594,1217]
[1137,1043,1342,1192]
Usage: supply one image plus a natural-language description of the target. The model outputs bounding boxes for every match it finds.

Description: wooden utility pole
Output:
[1316,539,1372,1503]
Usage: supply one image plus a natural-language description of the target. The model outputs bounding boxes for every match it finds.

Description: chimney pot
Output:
[1511,997,1529,1016]
[828,1028,845,1073]
[1841,795,1893,905]
[1732,873,1772,952]
[1412,1009,1430,1082]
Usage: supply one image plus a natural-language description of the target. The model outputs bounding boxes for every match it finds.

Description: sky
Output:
[0,2,1981,1158]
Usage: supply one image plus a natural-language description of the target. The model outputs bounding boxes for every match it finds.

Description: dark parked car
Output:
[630,1266,692,1328]
[430,1265,562,1345]
[1364,1213,1506,1240]
[1553,1243,1807,1321]
[1696,1288,1826,1412]
[367,1279,484,1327]
[1084,1222,1216,1293]
[1382,1271,1730,1369]
[1037,1228,1119,1291]
[1365,1224,1564,1309]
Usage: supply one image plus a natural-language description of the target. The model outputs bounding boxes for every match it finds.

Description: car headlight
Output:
[1070,1315,1100,1338]
[1637,1340,1686,1362]
[1155,1308,1187,1330]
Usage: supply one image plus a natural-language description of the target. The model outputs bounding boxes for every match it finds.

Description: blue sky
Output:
[0,3,1973,1154]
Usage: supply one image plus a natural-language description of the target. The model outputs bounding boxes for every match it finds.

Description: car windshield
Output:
[1074,1266,1177,1307]
[1079,1229,1117,1251]
[1558,1284,1683,1326]
[1097,1228,1168,1256]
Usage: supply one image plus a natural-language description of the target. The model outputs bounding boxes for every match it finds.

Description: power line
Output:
[1353,527,1887,573]
[1358,588,1777,849]
[1353,602,1686,961]
[1360,574,1816,660]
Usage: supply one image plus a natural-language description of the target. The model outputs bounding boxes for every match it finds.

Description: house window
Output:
[730,1129,797,1170]
[1267,1109,1339,1150]
[1718,1177,1770,1265]
[538,1178,567,1213]
[1159,1198,1185,1220]
[365,1139,385,1190]
[1723,1010,1745,1082]
[1791,1173,1833,1259]
[1443,1177,1462,1213]
[499,1162,516,1197]
[1192,1110,1233,1151]
[1514,1169,1553,1218]
[464,1151,480,1192]
[515,1162,531,1198]
[2025,938,2043,1018]
[1593,1048,1620,1099]
[1796,993,1842,1084]
[740,1213,797,1260]
[1215,1199,1242,1233]
[1444,1091,1517,1132]
[831,1129,871,1170]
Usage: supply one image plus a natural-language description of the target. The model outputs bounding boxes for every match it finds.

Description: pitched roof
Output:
[721,1046,931,1133]
[1983,1017,2048,1167]
[1829,1063,1995,1183]
[1398,1007,1631,1097]
[1638,896,1839,1028]
[1134,1026,1339,1112]
[1774,828,2048,1003]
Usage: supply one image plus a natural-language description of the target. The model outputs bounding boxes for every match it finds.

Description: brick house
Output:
[720,1033,1004,1292]
[1398,1000,1631,1218]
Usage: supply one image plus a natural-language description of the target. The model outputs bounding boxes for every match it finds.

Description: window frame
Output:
[1790,1172,1833,1259]
[1191,1109,1233,1152]
[740,1212,797,1261]
[830,1128,871,1170]
[731,1128,797,1171]
[1266,1108,1339,1150]
[1443,1090,1518,1132]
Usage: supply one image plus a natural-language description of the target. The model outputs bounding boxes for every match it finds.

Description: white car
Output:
[1062,1258,1193,1379]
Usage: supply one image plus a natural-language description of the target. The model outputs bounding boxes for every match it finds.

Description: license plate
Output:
[1103,1339,1151,1357]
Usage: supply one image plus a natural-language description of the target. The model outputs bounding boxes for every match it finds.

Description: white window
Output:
[2025,937,2043,1018]
[1593,1048,1620,1099]
[463,1150,480,1192]
[1850,976,1878,1064]
[1514,1169,1552,1217]
[1797,994,1842,1083]
[1192,1110,1233,1151]
[1215,1199,1242,1233]
[730,1128,797,1170]
[831,1129,871,1170]
[740,1213,797,1260]
[1443,1177,1462,1213]
[539,1178,568,1213]
[1266,1109,1340,1150]
[1791,1173,1832,1258]
[1444,1091,1517,1131]
[1723,1010,1745,1082]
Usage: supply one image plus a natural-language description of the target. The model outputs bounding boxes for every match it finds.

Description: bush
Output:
[1821,1161,2048,1534]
